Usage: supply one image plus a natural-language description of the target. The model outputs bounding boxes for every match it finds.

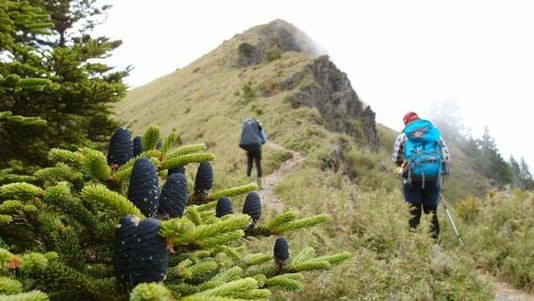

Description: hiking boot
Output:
[257,177,263,190]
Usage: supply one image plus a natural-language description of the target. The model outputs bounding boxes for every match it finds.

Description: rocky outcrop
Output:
[284,56,379,150]
[236,19,321,68]
[235,20,379,150]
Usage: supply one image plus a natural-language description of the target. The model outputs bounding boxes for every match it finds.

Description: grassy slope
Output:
[112,22,526,299]
[114,29,335,190]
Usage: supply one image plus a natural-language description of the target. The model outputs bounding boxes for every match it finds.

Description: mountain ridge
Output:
[114,18,490,199]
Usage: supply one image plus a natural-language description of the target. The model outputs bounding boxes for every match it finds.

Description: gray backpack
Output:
[239,118,263,152]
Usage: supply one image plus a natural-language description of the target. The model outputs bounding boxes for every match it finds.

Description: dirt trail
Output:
[257,142,304,214]
[494,281,534,301]
[257,142,533,301]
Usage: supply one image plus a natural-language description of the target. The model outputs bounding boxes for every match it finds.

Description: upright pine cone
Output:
[242,192,261,223]
[128,158,160,217]
[273,236,289,265]
[215,196,233,218]
[130,218,169,286]
[113,215,140,288]
[158,173,189,218]
[168,165,185,176]
[242,192,261,235]
[133,136,143,157]
[194,161,213,198]
[107,128,133,166]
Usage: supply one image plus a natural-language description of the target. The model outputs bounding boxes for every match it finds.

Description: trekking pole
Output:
[439,194,464,246]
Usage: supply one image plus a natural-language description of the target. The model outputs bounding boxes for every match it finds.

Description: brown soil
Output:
[256,142,304,214]
[493,281,534,301]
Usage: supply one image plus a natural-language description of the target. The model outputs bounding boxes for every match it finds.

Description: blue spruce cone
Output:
[159,173,189,218]
[113,215,139,287]
[215,196,233,218]
[274,236,290,270]
[107,128,133,166]
[168,165,186,176]
[133,136,143,157]
[274,236,289,262]
[129,218,169,286]
[128,158,160,217]
[194,161,213,195]
[242,192,261,223]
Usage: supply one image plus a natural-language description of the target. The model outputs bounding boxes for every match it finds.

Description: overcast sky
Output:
[95,0,534,170]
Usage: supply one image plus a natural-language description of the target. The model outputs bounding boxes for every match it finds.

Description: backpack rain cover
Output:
[239,118,262,152]
[403,119,445,182]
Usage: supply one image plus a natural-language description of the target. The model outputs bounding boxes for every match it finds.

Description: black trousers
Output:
[408,203,440,240]
[246,148,262,177]
[403,181,440,239]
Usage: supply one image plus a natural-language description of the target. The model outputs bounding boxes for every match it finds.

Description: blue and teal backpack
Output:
[403,119,446,183]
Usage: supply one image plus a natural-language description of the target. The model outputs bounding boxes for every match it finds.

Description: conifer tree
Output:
[0,0,128,171]
[0,0,55,179]
[472,127,512,187]
[519,158,534,190]
[510,156,522,188]
[0,125,350,301]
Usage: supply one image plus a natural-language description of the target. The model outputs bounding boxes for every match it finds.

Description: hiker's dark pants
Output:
[246,147,262,177]
[402,180,440,239]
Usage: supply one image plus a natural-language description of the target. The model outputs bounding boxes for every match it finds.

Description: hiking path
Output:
[258,142,533,301]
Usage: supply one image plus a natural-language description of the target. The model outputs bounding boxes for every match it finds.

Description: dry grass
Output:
[109,22,531,299]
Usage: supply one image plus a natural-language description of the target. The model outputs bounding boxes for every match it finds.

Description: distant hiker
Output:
[239,118,267,189]
[392,111,449,240]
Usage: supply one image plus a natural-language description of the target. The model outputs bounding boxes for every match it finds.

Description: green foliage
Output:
[0,1,53,50]
[0,183,43,200]
[129,283,172,301]
[85,17,532,299]
[141,125,161,151]
[456,189,534,292]
[0,290,49,301]
[266,48,282,62]
[0,125,349,301]
[510,156,534,190]
[261,148,293,175]
[0,0,128,174]
[238,43,257,58]
[240,81,257,103]
[263,151,499,300]
[0,276,22,294]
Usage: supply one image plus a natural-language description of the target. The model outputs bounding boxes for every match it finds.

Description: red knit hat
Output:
[403,111,419,125]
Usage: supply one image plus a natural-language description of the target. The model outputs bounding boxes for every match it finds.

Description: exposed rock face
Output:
[237,19,322,68]
[284,56,379,150]
[236,19,379,150]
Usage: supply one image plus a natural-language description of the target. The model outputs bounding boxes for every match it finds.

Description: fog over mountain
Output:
[95,0,534,171]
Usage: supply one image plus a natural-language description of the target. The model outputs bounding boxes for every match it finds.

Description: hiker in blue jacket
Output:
[239,118,267,189]
[392,111,449,240]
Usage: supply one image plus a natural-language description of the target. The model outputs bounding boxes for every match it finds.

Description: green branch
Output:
[161,153,215,170]
[81,184,144,218]
[208,183,258,203]
[0,183,43,201]
[0,290,49,301]
[267,214,330,234]
[78,148,112,180]
[166,143,207,158]
[264,273,304,291]
[160,215,250,247]
[182,277,270,300]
